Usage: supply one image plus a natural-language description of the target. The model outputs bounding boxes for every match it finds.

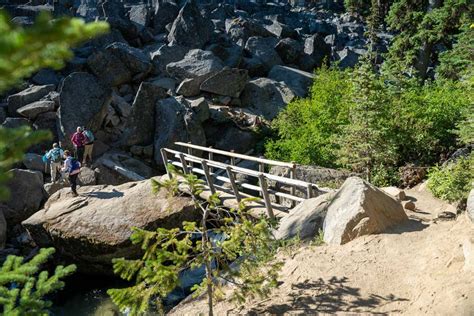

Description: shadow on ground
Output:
[245,276,408,315]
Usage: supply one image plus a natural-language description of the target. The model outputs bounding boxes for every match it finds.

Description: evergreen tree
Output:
[0,248,76,315]
[108,166,282,316]
[385,0,472,79]
[337,55,396,181]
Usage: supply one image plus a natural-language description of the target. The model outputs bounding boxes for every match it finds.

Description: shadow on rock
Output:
[84,189,124,200]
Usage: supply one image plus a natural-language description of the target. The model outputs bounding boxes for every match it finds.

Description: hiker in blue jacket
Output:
[61,150,81,196]
[45,143,64,183]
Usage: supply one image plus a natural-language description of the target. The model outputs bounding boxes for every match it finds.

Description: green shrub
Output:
[265,66,352,167]
[427,153,474,202]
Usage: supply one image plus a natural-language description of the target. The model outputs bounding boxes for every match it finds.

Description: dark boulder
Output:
[268,65,314,98]
[0,169,47,226]
[304,34,331,67]
[240,77,295,120]
[17,101,55,120]
[167,0,213,48]
[7,85,55,117]
[244,36,282,73]
[58,72,111,144]
[151,0,179,34]
[119,81,167,147]
[275,37,304,65]
[200,68,249,97]
[154,97,206,167]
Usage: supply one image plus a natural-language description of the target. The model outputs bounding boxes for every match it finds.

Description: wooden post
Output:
[179,153,189,174]
[306,183,313,199]
[187,142,193,169]
[201,160,215,194]
[208,146,214,174]
[230,150,236,166]
[290,162,296,207]
[259,156,265,173]
[258,173,274,220]
[226,166,241,202]
[160,148,172,179]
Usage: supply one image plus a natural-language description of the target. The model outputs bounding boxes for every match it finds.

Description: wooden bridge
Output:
[160,142,320,219]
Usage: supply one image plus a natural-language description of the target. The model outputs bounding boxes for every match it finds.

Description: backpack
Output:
[50,148,62,163]
[84,130,95,143]
[70,158,81,173]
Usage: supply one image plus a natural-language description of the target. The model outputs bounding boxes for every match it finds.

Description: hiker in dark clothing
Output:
[62,150,81,196]
[71,126,86,163]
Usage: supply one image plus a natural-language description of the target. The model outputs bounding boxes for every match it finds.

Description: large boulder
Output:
[119,82,167,147]
[0,169,47,226]
[200,68,249,97]
[58,72,111,144]
[87,42,152,86]
[240,78,295,120]
[151,0,179,34]
[7,85,55,116]
[166,49,224,82]
[95,152,155,184]
[154,97,206,167]
[275,193,335,240]
[323,177,408,245]
[17,100,55,120]
[23,153,47,173]
[268,65,314,98]
[337,47,366,69]
[304,34,331,67]
[207,42,243,68]
[225,17,273,44]
[468,189,474,223]
[244,36,282,73]
[167,0,213,48]
[151,44,189,74]
[22,181,200,274]
[275,37,304,65]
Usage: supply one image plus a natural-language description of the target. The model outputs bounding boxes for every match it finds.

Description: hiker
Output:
[62,150,81,196]
[45,143,64,183]
[71,126,86,163]
[82,127,95,166]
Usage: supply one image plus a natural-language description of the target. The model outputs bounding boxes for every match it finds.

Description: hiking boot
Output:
[72,191,78,197]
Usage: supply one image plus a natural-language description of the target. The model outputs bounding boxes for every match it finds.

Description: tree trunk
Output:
[416,0,442,79]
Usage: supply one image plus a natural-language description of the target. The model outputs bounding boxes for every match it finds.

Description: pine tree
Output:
[337,1,397,182]
[108,166,282,316]
[0,248,76,315]
[385,0,472,79]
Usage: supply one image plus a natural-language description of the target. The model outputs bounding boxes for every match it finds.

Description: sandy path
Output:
[170,184,474,315]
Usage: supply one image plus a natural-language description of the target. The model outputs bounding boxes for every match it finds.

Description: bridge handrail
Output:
[175,142,295,169]
[164,148,315,189]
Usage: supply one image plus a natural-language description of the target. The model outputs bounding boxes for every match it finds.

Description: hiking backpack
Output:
[84,130,95,143]
[50,148,62,163]
[70,158,81,173]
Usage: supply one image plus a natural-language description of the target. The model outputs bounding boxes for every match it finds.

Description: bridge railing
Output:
[160,143,318,219]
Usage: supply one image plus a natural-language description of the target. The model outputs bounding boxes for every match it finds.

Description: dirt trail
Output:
[170,184,474,315]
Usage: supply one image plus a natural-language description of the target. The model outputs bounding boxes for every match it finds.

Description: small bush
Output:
[427,153,474,203]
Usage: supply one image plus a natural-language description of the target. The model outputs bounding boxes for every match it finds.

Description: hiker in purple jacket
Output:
[62,150,81,196]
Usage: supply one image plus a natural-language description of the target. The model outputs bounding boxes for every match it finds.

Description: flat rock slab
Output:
[23,180,199,274]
